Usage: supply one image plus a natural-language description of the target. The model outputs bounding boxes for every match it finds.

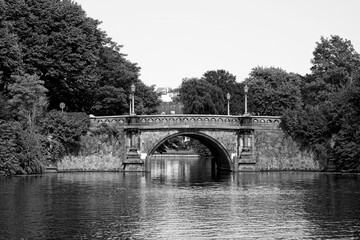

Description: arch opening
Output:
[148,132,233,171]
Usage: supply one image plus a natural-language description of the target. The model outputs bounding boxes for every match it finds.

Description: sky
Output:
[73,0,360,89]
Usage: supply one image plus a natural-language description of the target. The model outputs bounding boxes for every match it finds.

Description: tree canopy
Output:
[0,0,158,115]
[202,70,245,115]
[0,0,160,175]
[179,78,226,114]
[281,35,360,171]
[244,67,303,116]
[179,70,246,115]
[303,35,360,105]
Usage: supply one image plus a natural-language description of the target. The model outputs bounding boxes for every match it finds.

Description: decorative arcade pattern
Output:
[90,114,281,130]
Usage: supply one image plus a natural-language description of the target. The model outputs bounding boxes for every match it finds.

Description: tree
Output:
[179,78,226,114]
[0,22,22,92]
[330,78,360,171]
[8,74,48,130]
[282,35,360,171]
[91,86,128,116]
[202,70,244,115]
[40,110,89,157]
[0,92,11,120]
[90,45,142,115]
[0,120,24,175]
[244,67,302,115]
[134,82,161,115]
[178,70,246,115]
[281,105,332,166]
[1,0,155,115]
[202,69,237,92]
[1,0,102,110]
[1,74,49,175]
[156,136,189,154]
[0,0,162,175]
[303,35,360,105]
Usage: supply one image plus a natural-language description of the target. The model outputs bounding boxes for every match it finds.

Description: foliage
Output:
[303,35,360,105]
[134,82,161,115]
[203,69,237,91]
[281,105,332,165]
[0,120,23,176]
[170,87,182,103]
[189,139,212,157]
[1,0,159,115]
[0,74,48,175]
[244,67,302,116]
[311,36,360,83]
[16,128,46,174]
[0,0,162,175]
[91,86,128,116]
[90,122,122,139]
[202,70,245,115]
[330,82,360,171]
[0,21,22,91]
[155,136,211,157]
[7,74,48,127]
[179,78,226,114]
[0,92,11,120]
[179,68,300,116]
[282,35,360,171]
[0,120,46,176]
[40,110,90,157]
[156,136,189,154]
[2,0,102,110]
[90,45,143,115]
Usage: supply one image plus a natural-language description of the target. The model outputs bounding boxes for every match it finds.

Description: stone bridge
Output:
[87,114,321,172]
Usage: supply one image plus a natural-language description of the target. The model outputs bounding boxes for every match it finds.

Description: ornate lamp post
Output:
[124,82,142,171]
[244,84,249,115]
[59,102,65,113]
[129,94,132,115]
[130,83,135,115]
[226,93,231,115]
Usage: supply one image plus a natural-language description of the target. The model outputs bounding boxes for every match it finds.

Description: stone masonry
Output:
[57,114,327,172]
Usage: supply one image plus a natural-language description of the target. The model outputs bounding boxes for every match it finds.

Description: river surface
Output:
[1,157,360,239]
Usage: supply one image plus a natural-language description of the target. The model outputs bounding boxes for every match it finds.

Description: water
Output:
[1,157,360,239]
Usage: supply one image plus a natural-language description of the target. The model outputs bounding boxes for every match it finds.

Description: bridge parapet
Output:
[251,116,281,129]
[90,115,128,127]
[138,115,240,129]
[89,114,282,130]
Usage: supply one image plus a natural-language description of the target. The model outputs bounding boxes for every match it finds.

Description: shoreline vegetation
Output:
[1,1,360,176]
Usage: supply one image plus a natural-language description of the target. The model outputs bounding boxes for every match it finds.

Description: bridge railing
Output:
[137,115,241,129]
[89,114,282,130]
[250,116,281,129]
[89,115,128,127]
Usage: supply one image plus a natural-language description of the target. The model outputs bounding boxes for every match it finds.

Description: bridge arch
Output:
[147,131,233,171]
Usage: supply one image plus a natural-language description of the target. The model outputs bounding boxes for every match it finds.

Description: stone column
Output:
[145,156,151,172]
[122,116,144,172]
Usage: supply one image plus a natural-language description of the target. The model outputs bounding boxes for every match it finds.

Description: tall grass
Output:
[57,153,121,171]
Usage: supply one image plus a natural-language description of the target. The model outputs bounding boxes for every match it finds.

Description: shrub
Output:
[40,110,90,158]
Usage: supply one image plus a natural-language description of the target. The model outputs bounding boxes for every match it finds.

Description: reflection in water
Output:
[0,157,360,239]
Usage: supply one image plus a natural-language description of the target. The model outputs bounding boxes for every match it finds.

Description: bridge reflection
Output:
[150,156,217,182]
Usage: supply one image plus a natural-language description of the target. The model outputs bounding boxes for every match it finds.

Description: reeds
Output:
[57,153,121,171]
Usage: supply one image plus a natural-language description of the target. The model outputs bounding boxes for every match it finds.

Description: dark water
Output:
[1,157,360,239]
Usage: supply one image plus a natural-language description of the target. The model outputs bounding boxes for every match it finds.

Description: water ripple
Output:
[1,160,360,239]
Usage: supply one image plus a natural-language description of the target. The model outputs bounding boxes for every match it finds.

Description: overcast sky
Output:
[73,0,360,88]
